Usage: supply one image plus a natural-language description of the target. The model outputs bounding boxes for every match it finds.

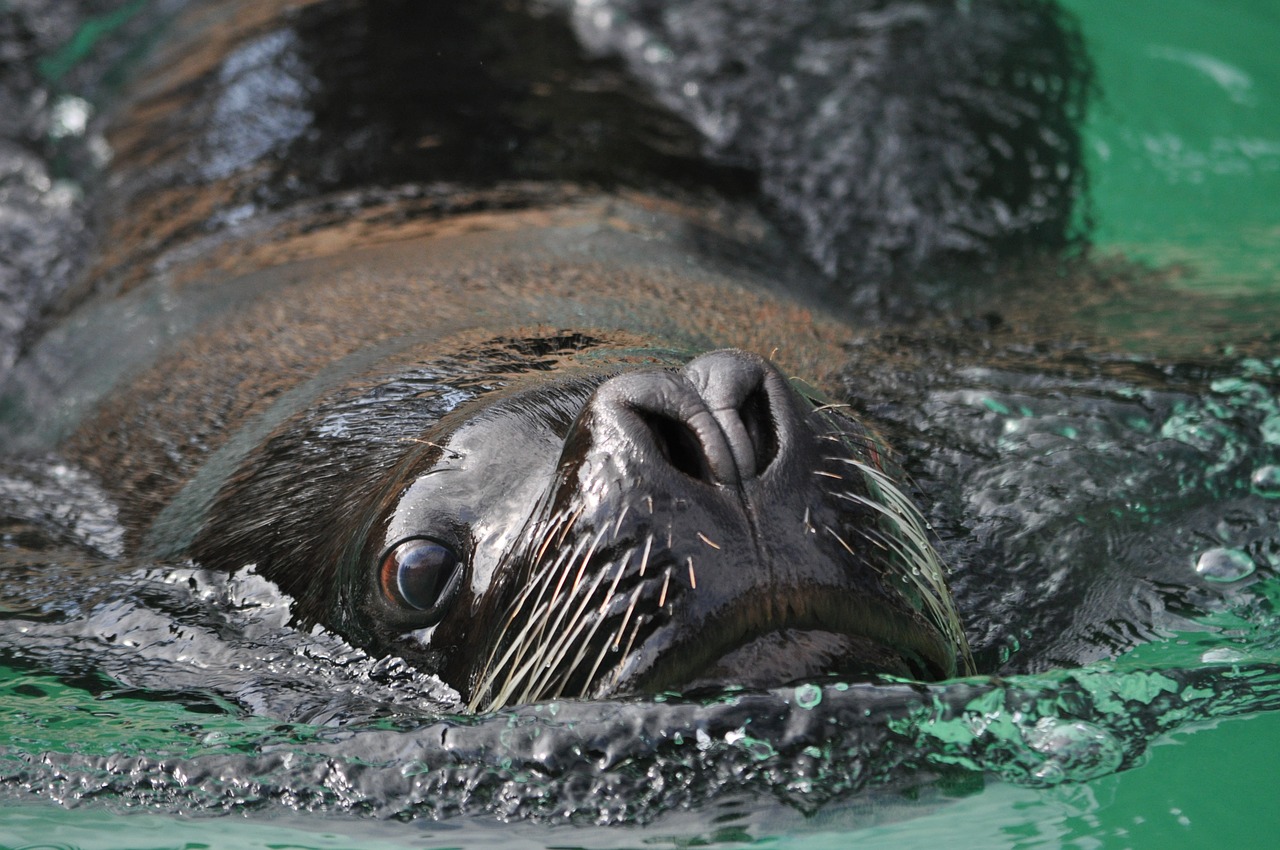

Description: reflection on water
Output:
[561,0,1091,286]
[0,0,160,378]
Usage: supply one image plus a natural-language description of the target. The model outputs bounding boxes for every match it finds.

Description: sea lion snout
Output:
[166,330,967,710]
[436,348,968,709]
[583,350,790,488]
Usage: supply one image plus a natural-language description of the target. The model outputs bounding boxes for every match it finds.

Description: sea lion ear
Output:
[377,535,465,627]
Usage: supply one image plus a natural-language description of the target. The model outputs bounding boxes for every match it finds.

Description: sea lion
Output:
[9,199,969,711]
[189,316,969,713]
[0,0,1091,711]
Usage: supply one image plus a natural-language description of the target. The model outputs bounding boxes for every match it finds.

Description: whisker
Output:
[534,551,625,700]
[471,558,565,711]
[822,446,973,673]
[557,505,585,547]
[638,533,653,577]
[532,509,569,569]
[826,525,856,557]
[611,583,643,652]
[599,545,635,615]
[582,578,649,700]
[396,435,463,453]
[617,615,643,665]
[571,526,609,595]
[470,532,579,709]
[612,503,630,541]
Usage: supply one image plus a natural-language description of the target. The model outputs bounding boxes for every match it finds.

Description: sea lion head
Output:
[191,335,970,711]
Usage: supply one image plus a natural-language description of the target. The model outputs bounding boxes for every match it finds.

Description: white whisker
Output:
[612,503,630,540]
[638,533,653,577]
[571,526,609,595]
[536,550,628,700]
[612,584,642,652]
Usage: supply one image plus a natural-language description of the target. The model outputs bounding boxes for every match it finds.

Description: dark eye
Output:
[378,536,463,619]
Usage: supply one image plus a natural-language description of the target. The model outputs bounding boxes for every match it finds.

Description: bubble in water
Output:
[1194,547,1256,582]
[1250,465,1280,498]
[1023,717,1124,784]
[794,683,822,709]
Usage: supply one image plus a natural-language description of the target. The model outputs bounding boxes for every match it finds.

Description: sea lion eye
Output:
[378,536,463,619]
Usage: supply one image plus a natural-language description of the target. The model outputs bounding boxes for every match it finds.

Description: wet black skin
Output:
[190,339,965,711]
[188,336,966,710]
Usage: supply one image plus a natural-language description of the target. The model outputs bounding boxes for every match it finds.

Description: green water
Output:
[1,667,1278,848]
[5,704,1275,850]
[1075,0,1280,293]
[3,0,1280,847]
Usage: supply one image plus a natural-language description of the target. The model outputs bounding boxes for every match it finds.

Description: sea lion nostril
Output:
[683,350,787,482]
[588,352,793,488]
[736,384,778,475]
[627,380,771,485]
[637,409,715,483]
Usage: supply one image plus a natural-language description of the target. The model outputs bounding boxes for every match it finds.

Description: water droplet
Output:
[734,735,776,761]
[1194,547,1255,582]
[50,95,91,138]
[794,683,822,710]
[1250,465,1280,497]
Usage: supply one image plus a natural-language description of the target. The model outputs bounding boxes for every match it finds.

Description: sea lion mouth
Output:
[598,589,958,698]
[680,630,924,690]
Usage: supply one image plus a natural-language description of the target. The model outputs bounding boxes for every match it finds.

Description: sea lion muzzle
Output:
[138,320,967,712]
[365,348,972,711]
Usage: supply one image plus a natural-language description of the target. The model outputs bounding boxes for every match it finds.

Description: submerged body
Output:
[3,193,968,710]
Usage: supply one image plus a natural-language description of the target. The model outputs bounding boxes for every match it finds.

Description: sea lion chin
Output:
[187,338,970,711]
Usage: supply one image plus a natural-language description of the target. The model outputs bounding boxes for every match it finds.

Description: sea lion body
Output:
[0,195,967,709]
[0,0,1095,709]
